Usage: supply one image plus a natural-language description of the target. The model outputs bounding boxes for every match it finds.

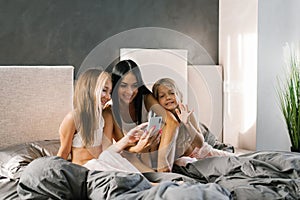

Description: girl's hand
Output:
[175,103,193,125]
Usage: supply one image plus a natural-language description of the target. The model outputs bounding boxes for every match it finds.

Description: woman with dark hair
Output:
[111,60,151,129]
[104,59,179,172]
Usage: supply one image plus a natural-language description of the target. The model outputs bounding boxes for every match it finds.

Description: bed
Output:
[1,66,300,200]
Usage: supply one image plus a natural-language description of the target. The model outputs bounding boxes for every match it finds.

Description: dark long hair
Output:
[111,59,151,130]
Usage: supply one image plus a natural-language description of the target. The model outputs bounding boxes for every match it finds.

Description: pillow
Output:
[30,140,60,156]
[0,139,60,180]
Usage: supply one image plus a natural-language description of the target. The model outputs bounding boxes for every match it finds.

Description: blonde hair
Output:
[73,69,105,147]
[152,78,183,103]
[95,71,111,118]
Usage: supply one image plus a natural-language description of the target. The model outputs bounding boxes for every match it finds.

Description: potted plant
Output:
[277,43,300,152]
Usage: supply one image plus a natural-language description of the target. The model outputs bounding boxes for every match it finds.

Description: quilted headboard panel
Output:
[0,66,73,148]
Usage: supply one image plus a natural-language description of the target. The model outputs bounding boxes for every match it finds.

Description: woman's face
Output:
[100,79,112,107]
[156,84,179,111]
[118,72,138,104]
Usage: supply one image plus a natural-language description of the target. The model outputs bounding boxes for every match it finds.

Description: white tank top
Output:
[72,116,104,148]
[121,98,148,134]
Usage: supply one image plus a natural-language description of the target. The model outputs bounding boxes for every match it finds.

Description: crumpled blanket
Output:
[17,156,232,200]
[173,151,300,200]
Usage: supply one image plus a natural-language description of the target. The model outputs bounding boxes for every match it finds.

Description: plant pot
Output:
[290,146,300,153]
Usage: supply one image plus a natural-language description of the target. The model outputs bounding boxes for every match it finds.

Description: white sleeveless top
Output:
[72,116,104,148]
[121,98,148,134]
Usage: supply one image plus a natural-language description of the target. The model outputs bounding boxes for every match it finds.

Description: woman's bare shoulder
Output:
[103,105,114,123]
[144,93,159,108]
[59,111,76,135]
[102,105,112,116]
[62,111,75,124]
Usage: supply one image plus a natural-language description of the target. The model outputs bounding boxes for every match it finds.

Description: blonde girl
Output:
[152,78,234,164]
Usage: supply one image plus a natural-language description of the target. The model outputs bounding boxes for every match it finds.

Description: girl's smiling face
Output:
[100,79,112,107]
[156,84,179,111]
[118,72,138,104]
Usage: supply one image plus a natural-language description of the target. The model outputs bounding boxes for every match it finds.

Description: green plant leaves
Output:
[277,43,300,150]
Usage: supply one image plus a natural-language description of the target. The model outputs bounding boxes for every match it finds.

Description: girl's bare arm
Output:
[145,94,179,172]
[57,112,76,160]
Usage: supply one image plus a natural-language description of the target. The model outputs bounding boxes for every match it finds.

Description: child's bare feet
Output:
[174,156,197,166]
[189,142,235,159]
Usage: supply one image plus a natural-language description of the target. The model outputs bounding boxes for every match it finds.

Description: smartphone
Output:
[147,116,163,136]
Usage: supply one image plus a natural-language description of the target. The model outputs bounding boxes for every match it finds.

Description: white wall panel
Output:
[188,65,223,141]
[120,48,188,102]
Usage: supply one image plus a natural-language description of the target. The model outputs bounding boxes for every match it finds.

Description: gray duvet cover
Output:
[17,156,231,200]
[173,151,300,199]
[16,151,300,200]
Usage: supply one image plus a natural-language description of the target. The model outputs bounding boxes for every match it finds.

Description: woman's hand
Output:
[128,124,161,153]
[175,103,193,125]
[108,123,148,153]
[126,122,148,145]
